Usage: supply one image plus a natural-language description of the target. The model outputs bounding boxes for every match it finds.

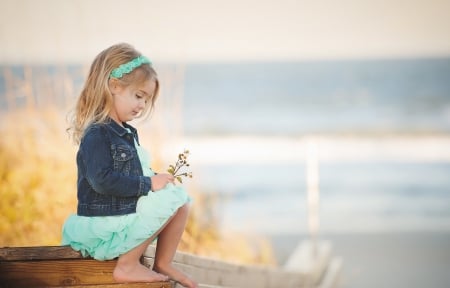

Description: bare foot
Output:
[113,262,169,283]
[174,275,198,288]
[154,263,198,288]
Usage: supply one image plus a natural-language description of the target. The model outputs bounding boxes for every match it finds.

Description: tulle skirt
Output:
[62,184,191,260]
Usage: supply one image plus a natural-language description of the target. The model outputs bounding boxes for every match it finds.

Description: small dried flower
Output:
[167,149,193,183]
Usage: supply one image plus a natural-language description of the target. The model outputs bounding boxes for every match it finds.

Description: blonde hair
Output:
[68,43,159,144]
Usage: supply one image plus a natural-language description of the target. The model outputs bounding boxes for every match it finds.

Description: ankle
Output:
[153,261,170,273]
[116,259,139,272]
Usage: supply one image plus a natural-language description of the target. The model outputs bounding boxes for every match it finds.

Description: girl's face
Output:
[109,79,155,125]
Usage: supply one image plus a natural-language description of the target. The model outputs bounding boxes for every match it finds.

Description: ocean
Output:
[181,58,450,135]
[176,58,450,235]
[2,58,450,236]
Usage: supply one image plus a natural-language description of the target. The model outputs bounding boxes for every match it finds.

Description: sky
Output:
[1,0,450,63]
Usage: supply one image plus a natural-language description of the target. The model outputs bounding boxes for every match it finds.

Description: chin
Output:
[128,114,138,121]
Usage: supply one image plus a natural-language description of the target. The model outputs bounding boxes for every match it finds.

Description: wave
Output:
[159,134,450,165]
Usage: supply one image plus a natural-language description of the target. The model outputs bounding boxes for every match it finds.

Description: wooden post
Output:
[3,68,15,110]
[23,66,35,110]
[306,137,320,258]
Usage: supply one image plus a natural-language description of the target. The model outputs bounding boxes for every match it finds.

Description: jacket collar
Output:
[105,118,138,138]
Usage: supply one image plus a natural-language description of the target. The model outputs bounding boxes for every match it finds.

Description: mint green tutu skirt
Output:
[62,141,191,260]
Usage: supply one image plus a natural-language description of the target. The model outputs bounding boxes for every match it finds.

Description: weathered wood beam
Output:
[0,246,83,261]
[0,246,173,288]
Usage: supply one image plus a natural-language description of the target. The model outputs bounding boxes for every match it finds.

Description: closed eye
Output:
[136,94,149,104]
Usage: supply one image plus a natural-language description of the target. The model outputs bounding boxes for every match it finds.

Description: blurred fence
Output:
[1,65,87,111]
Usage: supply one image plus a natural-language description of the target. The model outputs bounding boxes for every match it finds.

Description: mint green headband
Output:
[110,55,151,79]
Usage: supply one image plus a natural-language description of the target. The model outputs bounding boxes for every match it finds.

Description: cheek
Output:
[114,95,132,112]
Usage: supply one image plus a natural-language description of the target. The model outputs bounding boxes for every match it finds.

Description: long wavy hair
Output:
[68,43,159,144]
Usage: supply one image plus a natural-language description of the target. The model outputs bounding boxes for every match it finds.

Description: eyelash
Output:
[136,94,149,104]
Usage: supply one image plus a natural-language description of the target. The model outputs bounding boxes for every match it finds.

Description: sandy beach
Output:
[269,232,450,288]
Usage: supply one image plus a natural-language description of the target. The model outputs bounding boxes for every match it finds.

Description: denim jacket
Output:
[76,119,151,216]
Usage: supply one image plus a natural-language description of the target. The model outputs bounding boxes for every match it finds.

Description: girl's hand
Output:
[150,173,175,192]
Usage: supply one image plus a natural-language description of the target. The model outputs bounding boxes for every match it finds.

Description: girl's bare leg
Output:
[153,204,198,288]
[113,234,168,283]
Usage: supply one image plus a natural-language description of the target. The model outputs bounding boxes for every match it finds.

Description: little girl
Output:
[62,43,198,288]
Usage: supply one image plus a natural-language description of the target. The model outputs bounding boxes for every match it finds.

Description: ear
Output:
[108,78,121,94]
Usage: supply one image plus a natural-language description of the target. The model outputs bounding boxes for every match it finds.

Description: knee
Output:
[177,203,190,216]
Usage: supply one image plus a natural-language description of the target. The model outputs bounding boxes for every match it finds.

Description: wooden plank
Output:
[0,246,173,287]
[198,285,233,288]
[144,244,307,288]
[50,283,173,288]
[143,255,305,288]
[284,240,332,285]
[0,259,173,287]
[0,246,83,261]
[318,257,343,288]
[0,259,172,288]
[0,259,116,286]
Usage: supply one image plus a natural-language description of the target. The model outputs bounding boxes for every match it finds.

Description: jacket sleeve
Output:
[79,127,151,198]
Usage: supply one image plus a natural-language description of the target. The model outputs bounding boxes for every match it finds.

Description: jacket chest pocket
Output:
[112,145,135,175]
